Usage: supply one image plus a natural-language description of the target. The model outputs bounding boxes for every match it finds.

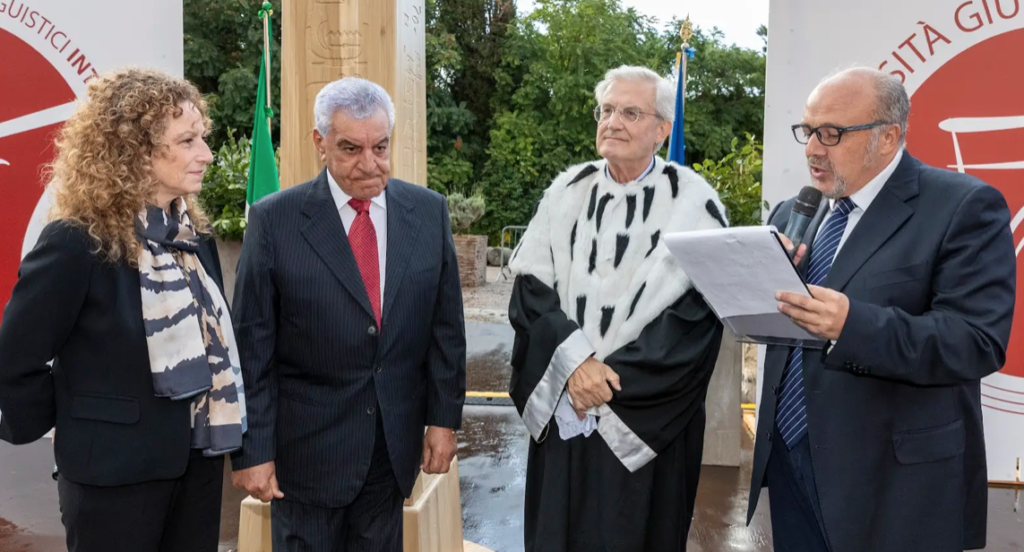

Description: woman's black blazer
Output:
[0,220,226,486]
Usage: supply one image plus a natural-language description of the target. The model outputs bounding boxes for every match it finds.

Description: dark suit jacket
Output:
[230,170,466,508]
[0,220,225,486]
[747,153,1015,552]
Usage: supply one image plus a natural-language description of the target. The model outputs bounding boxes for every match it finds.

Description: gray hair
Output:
[821,66,910,147]
[872,72,911,147]
[594,65,675,121]
[313,77,396,136]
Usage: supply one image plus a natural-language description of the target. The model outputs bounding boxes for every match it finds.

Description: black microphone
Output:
[783,186,823,257]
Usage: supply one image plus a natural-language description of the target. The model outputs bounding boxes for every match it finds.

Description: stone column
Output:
[701,326,742,467]
[281,0,427,189]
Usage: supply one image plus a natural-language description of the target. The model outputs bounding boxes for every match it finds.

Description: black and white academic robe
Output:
[507,157,727,551]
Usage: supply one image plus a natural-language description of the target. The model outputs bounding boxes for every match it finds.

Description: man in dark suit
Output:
[230,77,466,551]
[747,67,1015,552]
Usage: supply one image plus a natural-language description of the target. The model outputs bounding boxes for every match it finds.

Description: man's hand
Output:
[422,426,457,474]
[231,461,285,503]
[777,285,850,341]
[777,233,808,266]
[567,357,621,419]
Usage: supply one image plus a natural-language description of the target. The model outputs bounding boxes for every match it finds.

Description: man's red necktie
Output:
[348,198,381,328]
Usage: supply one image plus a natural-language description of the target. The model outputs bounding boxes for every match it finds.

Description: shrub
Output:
[448,193,486,235]
[692,133,769,227]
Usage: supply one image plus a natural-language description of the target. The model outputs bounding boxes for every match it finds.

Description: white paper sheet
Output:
[662,226,818,342]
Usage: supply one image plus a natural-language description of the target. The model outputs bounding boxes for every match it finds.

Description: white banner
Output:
[0,0,183,421]
[762,0,1024,481]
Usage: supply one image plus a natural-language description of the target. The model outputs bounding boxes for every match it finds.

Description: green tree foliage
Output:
[692,134,769,227]
[425,0,515,196]
[185,0,766,241]
[477,0,666,239]
[184,0,282,150]
[436,0,514,164]
[662,22,766,165]
[198,128,283,240]
[197,130,252,240]
[473,0,767,240]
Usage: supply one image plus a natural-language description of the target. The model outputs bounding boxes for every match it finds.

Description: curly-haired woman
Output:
[0,68,246,552]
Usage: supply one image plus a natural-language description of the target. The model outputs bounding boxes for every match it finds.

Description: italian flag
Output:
[246,15,279,215]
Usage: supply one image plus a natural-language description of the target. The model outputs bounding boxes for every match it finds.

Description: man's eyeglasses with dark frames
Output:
[791,121,891,146]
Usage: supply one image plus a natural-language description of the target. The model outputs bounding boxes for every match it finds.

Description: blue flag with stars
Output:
[667,49,693,164]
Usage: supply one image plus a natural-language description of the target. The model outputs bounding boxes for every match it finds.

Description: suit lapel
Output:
[300,169,375,320]
[824,154,920,292]
[381,180,421,323]
[763,344,792,389]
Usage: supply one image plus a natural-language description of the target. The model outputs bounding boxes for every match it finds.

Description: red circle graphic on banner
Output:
[908,27,1024,387]
[0,27,76,325]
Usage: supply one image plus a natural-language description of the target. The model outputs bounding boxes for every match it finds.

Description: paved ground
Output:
[457,405,778,552]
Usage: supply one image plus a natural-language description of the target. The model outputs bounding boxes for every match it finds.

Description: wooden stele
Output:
[237,495,273,552]
[280,0,428,189]
[236,457,466,552]
[403,456,465,552]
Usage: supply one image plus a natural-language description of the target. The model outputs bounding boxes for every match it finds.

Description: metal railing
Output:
[495,225,528,282]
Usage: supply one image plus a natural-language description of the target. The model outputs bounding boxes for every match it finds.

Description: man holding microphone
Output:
[748,67,1015,552]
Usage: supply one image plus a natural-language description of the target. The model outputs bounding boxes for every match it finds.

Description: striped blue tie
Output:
[776,197,855,449]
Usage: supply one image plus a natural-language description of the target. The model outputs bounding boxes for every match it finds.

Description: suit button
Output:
[375,365,383,373]
[368,326,378,336]
[367,406,376,415]
[772,385,778,395]
[766,431,772,442]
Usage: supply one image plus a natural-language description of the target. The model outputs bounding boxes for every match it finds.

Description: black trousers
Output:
[271,409,404,552]
[766,427,832,552]
[57,449,224,552]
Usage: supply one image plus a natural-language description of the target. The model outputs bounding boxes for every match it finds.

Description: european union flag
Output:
[667,48,694,164]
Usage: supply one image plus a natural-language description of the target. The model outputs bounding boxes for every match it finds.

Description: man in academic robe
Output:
[507,65,728,552]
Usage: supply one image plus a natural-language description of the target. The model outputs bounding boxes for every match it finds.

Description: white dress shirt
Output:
[327,171,388,305]
[814,148,904,255]
[813,148,902,352]
[605,156,657,183]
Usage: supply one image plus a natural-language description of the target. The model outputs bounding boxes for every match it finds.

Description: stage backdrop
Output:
[0,0,182,426]
[761,0,1024,481]
[0,0,183,325]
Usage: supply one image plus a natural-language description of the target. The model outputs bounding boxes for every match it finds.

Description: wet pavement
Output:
[456,406,778,552]
[2,321,1023,551]
[465,322,514,395]
[458,406,529,551]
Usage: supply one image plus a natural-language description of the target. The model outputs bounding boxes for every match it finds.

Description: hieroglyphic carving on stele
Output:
[307,0,368,91]
[304,2,368,139]
[400,2,425,178]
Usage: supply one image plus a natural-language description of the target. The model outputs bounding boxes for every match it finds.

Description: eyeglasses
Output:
[594,105,663,124]
[791,121,891,146]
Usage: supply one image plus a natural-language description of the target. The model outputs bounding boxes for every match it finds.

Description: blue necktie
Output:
[776,197,855,449]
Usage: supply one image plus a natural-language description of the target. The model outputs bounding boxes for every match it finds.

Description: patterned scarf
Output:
[137,199,246,456]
